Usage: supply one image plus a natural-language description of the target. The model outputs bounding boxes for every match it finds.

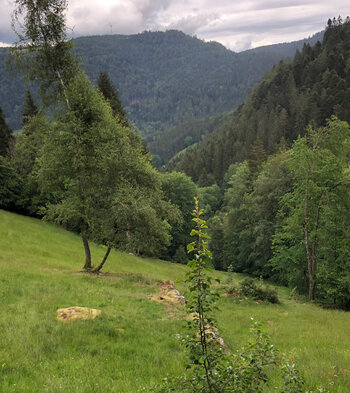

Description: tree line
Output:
[202,116,350,308]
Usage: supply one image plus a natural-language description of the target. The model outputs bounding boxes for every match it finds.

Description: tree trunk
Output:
[93,246,112,273]
[309,206,320,301]
[304,168,320,301]
[82,234,92,270]
[304,171,313,300]
[308,276,315,301]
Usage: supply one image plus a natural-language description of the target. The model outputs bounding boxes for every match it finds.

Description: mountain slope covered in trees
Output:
[170,20,350,310]
[1,29,323,134]
[168,21,350,184]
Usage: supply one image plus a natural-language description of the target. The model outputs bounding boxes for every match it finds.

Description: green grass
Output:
[0,209,350,392]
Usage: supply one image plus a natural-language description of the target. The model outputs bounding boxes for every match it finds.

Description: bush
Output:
[240,278,279,304]
[227,285,239,295]
[0,156,22,211]
[172,246,189,264]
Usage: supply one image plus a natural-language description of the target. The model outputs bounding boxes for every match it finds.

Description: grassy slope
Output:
[0,209,349,392]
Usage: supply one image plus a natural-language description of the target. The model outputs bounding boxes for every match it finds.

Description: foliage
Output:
[208,156,291,275]
[145,321,278,393]
[160,172,198,262]
[271,118,350,303]
[37,73,173,268]
[21,88,39,126]
[182,198,221,391]
[13,112,50,215]
[1,29,323,136]
[206,117,350,308]
[239,278,279,304]
[0,106,13,157]
[170,20,350,182]
[97,71,129,126]
[197,184,223,219]
[8,0,79,107]
[104,180,176,258]
[8,0,176,271]
[0,156,22,210]
[150,112,231,167]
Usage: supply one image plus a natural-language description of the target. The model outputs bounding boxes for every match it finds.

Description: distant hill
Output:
[245,31,324,57]
[0,29,323,135]
[168,22,350,184]
[148,110,232,166]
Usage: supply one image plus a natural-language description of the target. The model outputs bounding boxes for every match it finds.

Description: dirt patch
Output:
[222,290,240,298]
[57,306,101,321]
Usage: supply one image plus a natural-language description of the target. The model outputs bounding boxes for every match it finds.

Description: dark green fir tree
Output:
[248,138,267,172]
[22,89,39,127]
[97,71,129,126]
[0,107,13,157]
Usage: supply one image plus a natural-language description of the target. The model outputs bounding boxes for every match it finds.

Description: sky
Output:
[1,0,350,51]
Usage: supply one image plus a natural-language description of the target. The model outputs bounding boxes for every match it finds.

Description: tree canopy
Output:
[0,106,13,157]
[9,0,175,271]
[169,20,350,183]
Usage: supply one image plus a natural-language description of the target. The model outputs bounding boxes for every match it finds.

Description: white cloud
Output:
[1,0,350,51]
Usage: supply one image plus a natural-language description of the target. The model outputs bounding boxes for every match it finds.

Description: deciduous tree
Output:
[272,117,350,300]
[10,0,174,271]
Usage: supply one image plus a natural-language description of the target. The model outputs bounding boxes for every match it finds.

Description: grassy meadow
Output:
[0,209,350,392]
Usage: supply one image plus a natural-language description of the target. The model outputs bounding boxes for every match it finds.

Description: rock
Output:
[149,281,187,305]
[57,306,101,322]
[149,281,230,353]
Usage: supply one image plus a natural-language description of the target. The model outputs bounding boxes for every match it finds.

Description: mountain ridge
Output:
[0,29,323,135]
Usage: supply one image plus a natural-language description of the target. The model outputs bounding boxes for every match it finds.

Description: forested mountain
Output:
[149,111,232,166]
[169,21,350,184]
[1,29,322,133]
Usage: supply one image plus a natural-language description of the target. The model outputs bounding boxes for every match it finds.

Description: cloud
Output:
[0,0,15,45]
[169,13,219,35]
[1,0,350,50]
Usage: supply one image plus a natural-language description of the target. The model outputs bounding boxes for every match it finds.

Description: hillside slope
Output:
[169,21,350,184]
[1,209,350,392]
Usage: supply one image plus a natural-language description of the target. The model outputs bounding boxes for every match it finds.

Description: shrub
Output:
[227,285,239,295]
[240,278,279,304]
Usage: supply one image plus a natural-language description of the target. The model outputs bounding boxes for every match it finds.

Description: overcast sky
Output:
[1,0,350,51]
